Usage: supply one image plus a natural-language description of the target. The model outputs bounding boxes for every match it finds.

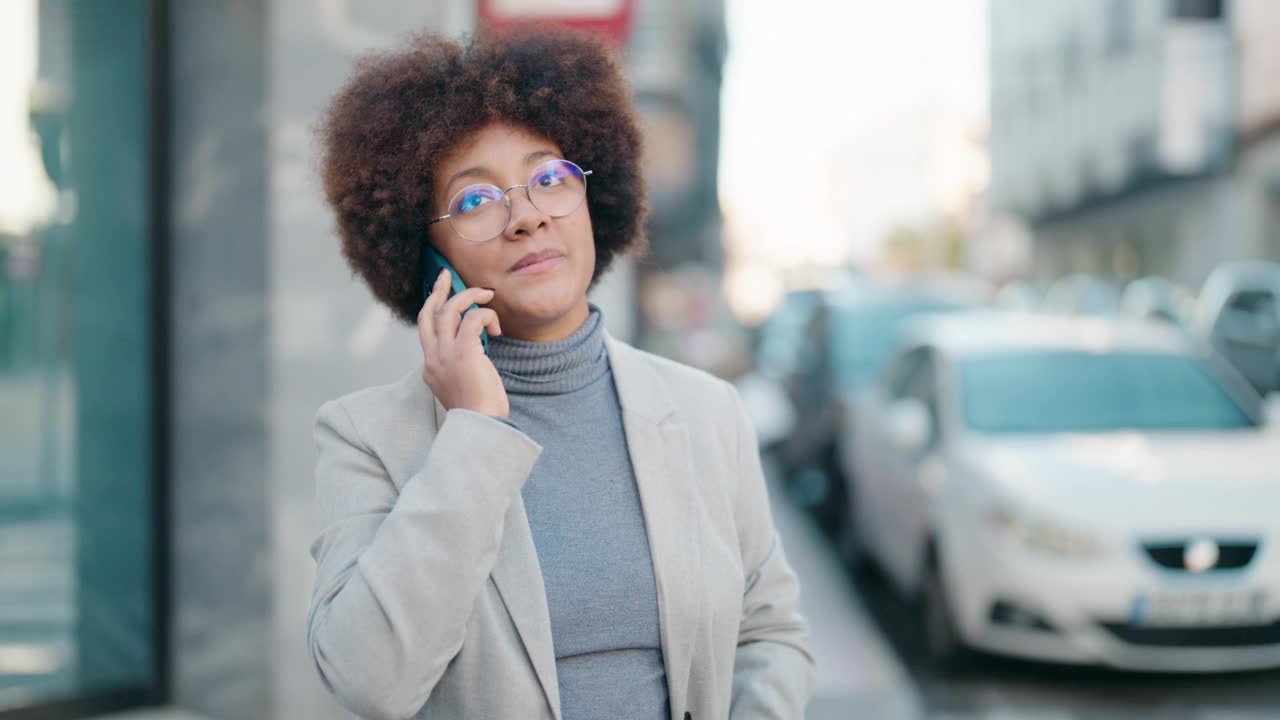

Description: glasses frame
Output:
[428,159,593,243]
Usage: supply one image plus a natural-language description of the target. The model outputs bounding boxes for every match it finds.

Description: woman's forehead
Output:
[440,123,562,175]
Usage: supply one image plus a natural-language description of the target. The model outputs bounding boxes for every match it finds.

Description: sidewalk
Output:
[763,464,923,720]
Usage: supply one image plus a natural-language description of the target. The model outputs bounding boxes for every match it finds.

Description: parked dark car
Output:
[1194,260,1280,395]
[773,274,990,536]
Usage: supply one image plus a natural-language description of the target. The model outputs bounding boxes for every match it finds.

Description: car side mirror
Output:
[888,398,931,453]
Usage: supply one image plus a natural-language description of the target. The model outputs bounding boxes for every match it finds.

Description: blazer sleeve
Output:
[307,399,542,720]
[725,383,816,719]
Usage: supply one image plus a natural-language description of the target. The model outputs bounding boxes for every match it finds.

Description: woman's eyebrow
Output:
[444,166,490,194]
[443,150,560,195]
[524,149,557,165]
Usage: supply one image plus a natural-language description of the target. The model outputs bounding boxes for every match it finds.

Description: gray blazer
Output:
[308,334,814,719]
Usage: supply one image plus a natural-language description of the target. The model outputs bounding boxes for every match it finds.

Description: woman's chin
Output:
[498,286,584,326]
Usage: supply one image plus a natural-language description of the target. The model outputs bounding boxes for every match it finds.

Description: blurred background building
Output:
[986,0,1280,286]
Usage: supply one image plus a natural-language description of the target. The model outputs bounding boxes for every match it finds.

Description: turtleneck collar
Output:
[488,304,609,395]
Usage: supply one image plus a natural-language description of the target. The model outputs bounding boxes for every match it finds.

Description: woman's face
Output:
[428,122,596,341]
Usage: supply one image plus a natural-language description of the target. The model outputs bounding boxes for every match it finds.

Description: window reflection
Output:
[0,0,156,711]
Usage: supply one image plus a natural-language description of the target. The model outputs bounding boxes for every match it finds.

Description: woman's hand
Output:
[418,269,509,418]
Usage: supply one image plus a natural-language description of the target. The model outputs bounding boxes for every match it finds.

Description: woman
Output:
[308,27,813,720]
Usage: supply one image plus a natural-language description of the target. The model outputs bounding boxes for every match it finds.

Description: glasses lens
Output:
[528,160,588,218]
[448,184,509,242]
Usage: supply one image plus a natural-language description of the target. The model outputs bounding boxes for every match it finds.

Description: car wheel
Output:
[816,477,846,536]
[923,550,972,674]
[837,519,872,575]
[814,441,848,534]
[836,481,869,575]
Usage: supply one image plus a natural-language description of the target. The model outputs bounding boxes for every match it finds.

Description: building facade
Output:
[987,0,1279,287]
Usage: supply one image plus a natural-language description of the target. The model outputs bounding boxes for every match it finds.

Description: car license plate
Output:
[1131,589,1269,627]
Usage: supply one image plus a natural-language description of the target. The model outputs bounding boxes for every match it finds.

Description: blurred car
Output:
[845,312,1280,672]
[1193,260,1280,395]
[1043,273,1122,316]
[778,274,989,532]
[1121,276,1195,326]
[755,289,824,385]
[732,370,796,451]
[749,289,824,453]
[993,281,1041,312]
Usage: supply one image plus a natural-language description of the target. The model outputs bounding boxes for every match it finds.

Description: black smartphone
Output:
[422,246,490,354]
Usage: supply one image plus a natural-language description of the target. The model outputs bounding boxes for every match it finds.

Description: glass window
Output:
[887,347,927,400]
[1059,29,1082,91]
[890,347,940,447]
[1,0,158,711]
[959,351,1258,434]
[1105,0,1134,55]
[1221,290,1280,344]
[1171,0,1224,20]
[1227,290,1277,321]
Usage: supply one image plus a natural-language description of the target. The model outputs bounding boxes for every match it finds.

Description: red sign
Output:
[476,0,635,47]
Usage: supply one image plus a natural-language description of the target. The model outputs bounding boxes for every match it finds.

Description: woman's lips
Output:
[510,255,566,276]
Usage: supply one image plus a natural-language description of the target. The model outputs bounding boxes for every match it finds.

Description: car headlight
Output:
[987,506,1101,558]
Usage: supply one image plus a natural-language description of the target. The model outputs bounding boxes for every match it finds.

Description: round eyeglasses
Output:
[428,158,593,243]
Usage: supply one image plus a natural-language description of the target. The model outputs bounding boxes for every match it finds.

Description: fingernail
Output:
[438,268,449,279]
[481,287,496,292]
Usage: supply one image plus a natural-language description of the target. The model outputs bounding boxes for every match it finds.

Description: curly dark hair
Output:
[317,26,648,326]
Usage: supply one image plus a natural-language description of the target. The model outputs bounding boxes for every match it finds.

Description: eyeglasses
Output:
[428,158,593,243]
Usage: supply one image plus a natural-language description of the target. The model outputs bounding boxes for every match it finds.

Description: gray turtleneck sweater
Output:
[488,306,668,720]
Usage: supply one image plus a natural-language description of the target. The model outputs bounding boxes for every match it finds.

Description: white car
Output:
[843,312,1280,672]
[1043,274,1122,316]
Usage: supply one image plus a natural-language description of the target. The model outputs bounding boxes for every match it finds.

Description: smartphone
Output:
[422,245,490,354]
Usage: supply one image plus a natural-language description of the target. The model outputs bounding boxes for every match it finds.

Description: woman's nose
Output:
[504,186,549,238]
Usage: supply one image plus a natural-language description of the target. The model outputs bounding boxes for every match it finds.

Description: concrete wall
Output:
[169,1,272,717]
[268,3,438,717]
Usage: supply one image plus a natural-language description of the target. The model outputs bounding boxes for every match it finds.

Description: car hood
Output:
[960,429,1280,535]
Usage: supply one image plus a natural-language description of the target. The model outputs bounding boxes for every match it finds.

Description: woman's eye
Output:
[535,172,565,188]
[459,193,491,213]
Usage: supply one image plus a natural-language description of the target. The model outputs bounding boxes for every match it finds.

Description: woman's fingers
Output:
[417,268,452,354]
[459,306,502,344]
[435,286,496,346]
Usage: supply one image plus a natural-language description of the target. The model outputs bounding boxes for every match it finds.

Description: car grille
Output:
[1142,541,1258,572]
[1100,621,1280,648]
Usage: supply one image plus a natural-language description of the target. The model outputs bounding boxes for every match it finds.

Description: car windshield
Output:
[960,350,1258,433]
[830,299,967,390]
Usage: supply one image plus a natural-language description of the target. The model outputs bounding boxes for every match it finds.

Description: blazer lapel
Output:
[605,335,703,717]
[491,498,561,720]
[431,397,562,720]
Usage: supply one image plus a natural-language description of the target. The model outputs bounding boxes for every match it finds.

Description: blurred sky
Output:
[719,0,989,274]
[0,0,57,236]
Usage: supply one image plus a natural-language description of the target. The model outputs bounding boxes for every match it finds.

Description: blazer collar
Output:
[603,332,676,424]
[426,333,702,719]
